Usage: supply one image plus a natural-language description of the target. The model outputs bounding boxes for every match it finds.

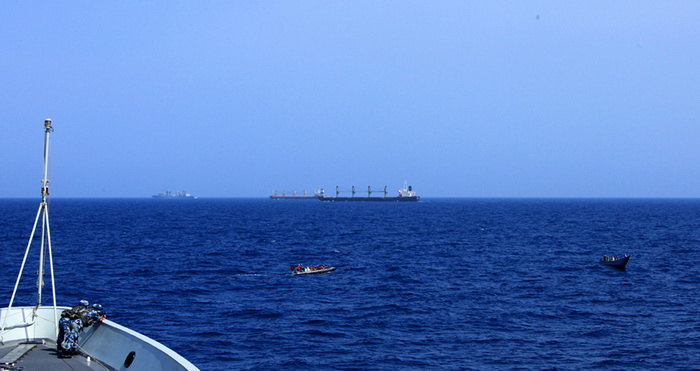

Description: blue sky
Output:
[2,2,699,198]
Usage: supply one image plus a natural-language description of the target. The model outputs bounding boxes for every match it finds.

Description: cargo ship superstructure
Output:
[315,181,420,202]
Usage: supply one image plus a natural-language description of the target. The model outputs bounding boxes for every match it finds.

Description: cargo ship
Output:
[270,190,316,200]
[315,181,420,202]
[152,190,197,199]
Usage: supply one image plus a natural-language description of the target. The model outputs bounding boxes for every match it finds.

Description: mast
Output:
[1,118,59,341]
[37,118,53,307]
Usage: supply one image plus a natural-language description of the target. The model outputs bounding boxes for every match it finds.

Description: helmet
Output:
[79,300,89,306]
[92,304,103,310]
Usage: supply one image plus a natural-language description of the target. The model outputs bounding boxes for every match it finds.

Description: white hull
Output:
[291,267,336,275]
[1,306,198,371]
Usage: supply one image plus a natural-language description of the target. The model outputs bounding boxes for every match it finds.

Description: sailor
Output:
[57,310,72,355]
[84,303,107,327]
[68,315,84,354]
[58,300,89,357]
[75,299,90,311]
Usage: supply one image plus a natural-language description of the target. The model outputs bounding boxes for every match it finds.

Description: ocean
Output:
[1,198,699,370]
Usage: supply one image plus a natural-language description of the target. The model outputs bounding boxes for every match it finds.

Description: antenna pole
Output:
[41,119,52,202]
[36,118,53,308]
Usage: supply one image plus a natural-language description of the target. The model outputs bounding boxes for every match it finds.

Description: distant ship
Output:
[152,190,197,199]
[315,181,420,202]
[270,190,316,200]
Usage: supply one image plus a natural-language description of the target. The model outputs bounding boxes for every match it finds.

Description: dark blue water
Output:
[2,198,700,370]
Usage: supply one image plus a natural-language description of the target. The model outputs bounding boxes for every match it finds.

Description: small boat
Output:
[290,265,336,275]
[600,254,631,268]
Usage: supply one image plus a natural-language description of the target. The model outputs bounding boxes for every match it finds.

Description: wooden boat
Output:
[291,265,336,275]
[600,254,630,268]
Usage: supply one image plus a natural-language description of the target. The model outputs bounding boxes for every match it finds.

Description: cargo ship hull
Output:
[317,196,419,202]
[270,190,314,199]
[270,195,316,200]
[315,181,420,202]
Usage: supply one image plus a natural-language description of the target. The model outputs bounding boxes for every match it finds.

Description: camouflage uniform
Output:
[83,304,106,328]
[58,300,89,357]
[58,314,72,352]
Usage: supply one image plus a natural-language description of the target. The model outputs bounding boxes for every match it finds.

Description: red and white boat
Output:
[290,265,336,275]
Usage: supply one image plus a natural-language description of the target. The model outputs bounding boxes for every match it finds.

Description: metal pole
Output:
[0,204,43,341]
[41,119,52,201]
[36,119,52,308]
[40,118,57,331]
[37,204,46,307]
[46,205,58,338]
